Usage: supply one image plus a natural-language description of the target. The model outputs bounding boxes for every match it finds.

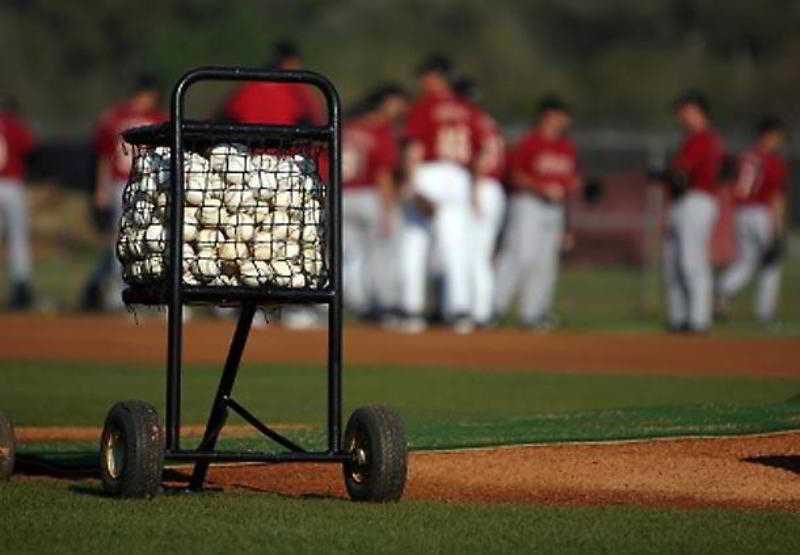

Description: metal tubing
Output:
[189,304,257,490]
[327,99,343,453]
[168,451,351,464]
[225,397,307,453]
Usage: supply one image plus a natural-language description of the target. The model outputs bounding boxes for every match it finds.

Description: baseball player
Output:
[717,116,789,323]
[342,84,408,318]
[659,91,723,333]
[81,74,166,311]
[398,55,481,334]
[452,77,507,327]
[493,96,579,329]
[0,93,35,310]
[222,40,325,329]
[222,40,324,126]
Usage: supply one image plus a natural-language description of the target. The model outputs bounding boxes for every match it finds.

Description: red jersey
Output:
[733,148,789,206]
[406,91,481,165]
[342,118,397,189]
[473,108,506,181]
[510,130,578,197]
[671,129,723,193]
[0,111,34,180]
[96,101,167,181]
[223,82,324,126]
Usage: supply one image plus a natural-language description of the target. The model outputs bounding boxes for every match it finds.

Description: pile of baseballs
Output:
[117,143,325,289]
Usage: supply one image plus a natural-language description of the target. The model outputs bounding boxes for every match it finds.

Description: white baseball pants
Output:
[400,161,471,320]
[0,178,33,283]
[469,177,506,324]
[663,190,718,330]
[88,180,126,308]
[342,188,399,314]
[718,206,781,322]
[494,193,564,324]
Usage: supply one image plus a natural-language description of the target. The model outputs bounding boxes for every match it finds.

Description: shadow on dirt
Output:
[742,455,800,475]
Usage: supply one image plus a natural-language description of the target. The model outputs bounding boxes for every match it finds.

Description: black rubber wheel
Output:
[100,400,164,498]
[343,405,407,502]
[0,412,15,481]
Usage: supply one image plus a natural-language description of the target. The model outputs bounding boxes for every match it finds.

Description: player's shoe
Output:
[451,317,475,335]
[522,313,559,332]
[395,316,427,334]
[8,282,34,311]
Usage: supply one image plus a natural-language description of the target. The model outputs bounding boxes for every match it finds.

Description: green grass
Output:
[2,479,799,554]
[5,360,799,466]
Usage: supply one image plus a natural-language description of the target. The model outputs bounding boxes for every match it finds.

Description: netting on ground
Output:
[117,130,328,295]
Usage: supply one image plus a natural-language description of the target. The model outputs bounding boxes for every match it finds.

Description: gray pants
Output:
[663,191,718,330]
[494,193,564,324]
[718,206,781,322]
[0,178,33,284]
[87,181,126,308]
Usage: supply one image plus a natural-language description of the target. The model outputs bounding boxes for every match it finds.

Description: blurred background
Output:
[0,0,798,330]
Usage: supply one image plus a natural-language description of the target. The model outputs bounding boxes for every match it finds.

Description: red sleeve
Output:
[405,101,427,142]
[776,159,789,194]
[510,136,533,176]
[375,129,397,173]
[94,118,113,158]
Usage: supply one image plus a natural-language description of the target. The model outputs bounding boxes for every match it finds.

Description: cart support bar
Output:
[189,304,257,490]
[225,397,307,453]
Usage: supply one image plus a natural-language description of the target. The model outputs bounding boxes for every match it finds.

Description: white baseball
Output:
[248,170,278,201]
[227,212,256,242]
[199,206,229,227]
[253,204,272,225]
[183,220,199,242]
[269,211,292,239]
[222,157,248,186]
[129,229,147,258]
[182,270,201,286]
[274,239,301,260]
[196,229,225,248]
[185,189,205,206]
[250,153,279,171]
[143,255,164,277]
[144,223,166,253]
[194,248,220,279]
[270,260,293,287]
[217,241,249,261]
[224,189,256,213]
[132,198,155,227]
[239,259,271,287]
[209,144,246,171]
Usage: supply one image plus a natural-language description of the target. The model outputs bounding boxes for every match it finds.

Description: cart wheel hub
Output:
[354,448,367,467]
[105,429,126,479]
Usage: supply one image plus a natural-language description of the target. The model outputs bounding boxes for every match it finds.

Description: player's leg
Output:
[0,179,34,308]
[361,190,386,317]
[103,182,127,310]
[493,194,534,317]
[518,201,563,327]
[679,192,718,331]
[342,190,371,315]
[470,178,505,325]
[752,208,781,323]
[433,164,472,329]
[663,202,689,330]
[372,203,401,318]
[398,202,431,331]
[718,208,761,300]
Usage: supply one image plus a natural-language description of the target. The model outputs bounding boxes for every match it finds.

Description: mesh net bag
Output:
[117,127,329,299]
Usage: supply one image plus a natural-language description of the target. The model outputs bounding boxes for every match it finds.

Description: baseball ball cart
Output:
[100,67,407,501]
[0,411,15,481]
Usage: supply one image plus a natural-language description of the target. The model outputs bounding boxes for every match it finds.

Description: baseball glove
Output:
[92,205,116,234]
[761,236,786,267]
[583,177,604,204]
[648,168,688,199]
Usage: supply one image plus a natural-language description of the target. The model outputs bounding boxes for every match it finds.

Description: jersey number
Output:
[436,125,471,164]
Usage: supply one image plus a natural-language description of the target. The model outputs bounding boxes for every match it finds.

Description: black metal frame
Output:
[124,67,347,489]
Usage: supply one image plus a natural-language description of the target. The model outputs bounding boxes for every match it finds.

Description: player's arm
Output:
[376,168,395,236]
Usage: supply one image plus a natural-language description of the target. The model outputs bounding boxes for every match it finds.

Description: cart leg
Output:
[189,303,257,490]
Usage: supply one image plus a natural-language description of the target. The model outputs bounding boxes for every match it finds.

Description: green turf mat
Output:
[17,399,800,470]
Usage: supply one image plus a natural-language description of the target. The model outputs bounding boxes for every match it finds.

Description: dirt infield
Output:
[1,314,798,377]
[161,432,800,512]
[5,314,800,511]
